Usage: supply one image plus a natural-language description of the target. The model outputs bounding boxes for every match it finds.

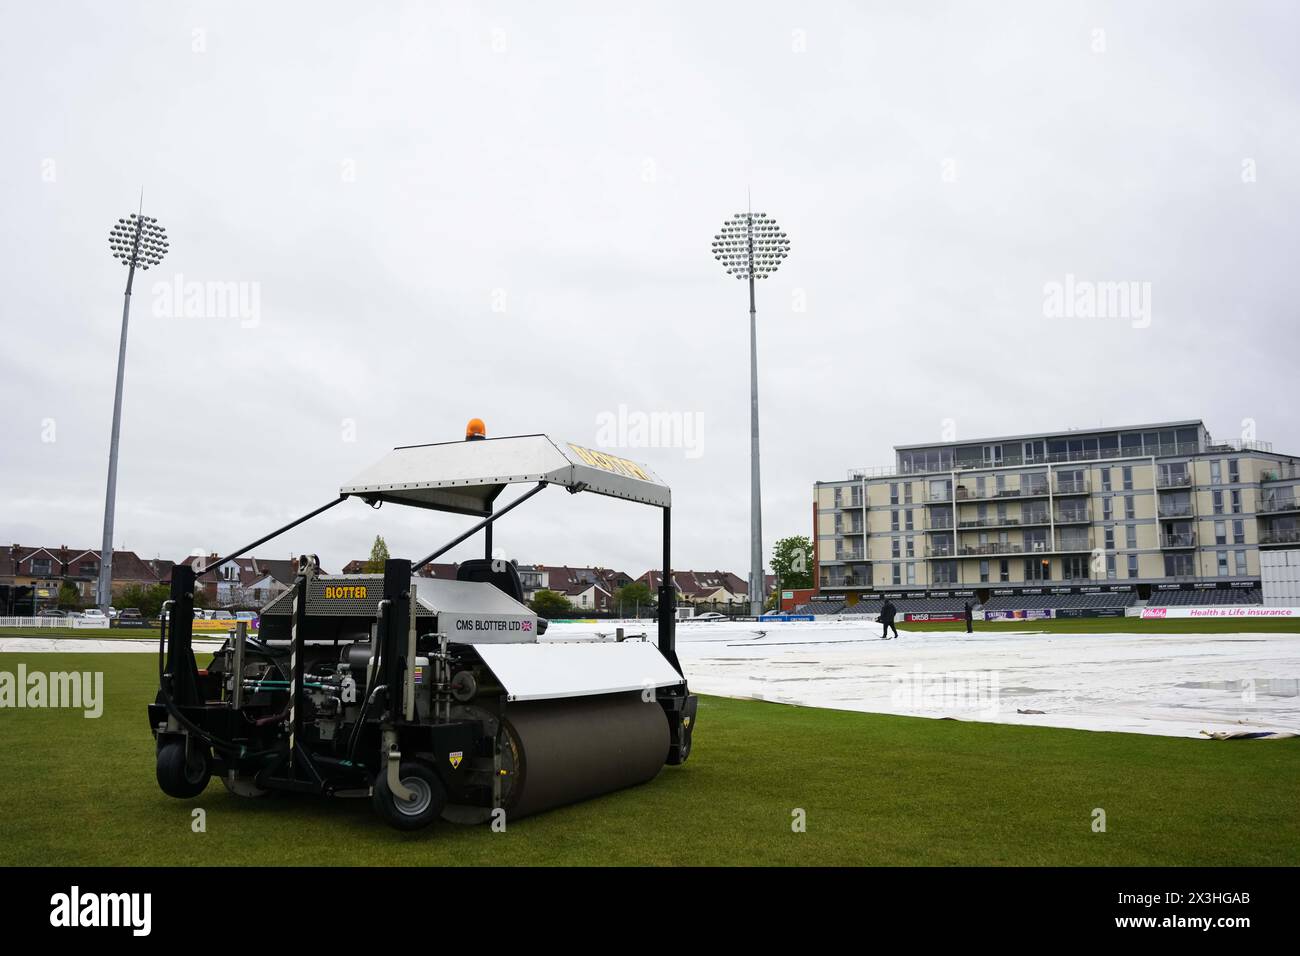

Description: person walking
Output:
[964,601,974,634]
[880,598,900,640]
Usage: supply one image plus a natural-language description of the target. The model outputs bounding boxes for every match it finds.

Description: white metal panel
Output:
[339,434,669,513]
[413,577,538,643]
[474,641,684,701]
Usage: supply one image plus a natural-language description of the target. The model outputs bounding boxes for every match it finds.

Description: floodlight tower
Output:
[712,209,791,616]
[98,208,169,609]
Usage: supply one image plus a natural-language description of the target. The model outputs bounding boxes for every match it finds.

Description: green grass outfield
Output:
[1,651,1296,866]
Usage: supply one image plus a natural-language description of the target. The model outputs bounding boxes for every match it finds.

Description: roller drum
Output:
[501,692,669,819]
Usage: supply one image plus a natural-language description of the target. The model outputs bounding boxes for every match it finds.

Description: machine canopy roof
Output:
[340,434,670,515]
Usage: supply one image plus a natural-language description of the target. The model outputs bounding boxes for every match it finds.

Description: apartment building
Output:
[814,420,1300,597]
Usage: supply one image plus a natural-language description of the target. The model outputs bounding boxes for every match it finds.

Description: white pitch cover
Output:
[474,641,684,701]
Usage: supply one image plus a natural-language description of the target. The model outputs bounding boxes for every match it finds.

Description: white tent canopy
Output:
[340,434,670,515]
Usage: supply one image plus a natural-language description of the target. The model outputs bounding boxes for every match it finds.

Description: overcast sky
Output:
[2,1,1297,579]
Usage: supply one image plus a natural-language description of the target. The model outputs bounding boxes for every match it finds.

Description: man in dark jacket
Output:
[880,599,899,640]
[964,601,974,634]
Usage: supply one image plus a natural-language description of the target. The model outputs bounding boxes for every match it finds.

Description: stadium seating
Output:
[1155,588,1261,606]
[982,591,1138,611]
[796,599,846,615]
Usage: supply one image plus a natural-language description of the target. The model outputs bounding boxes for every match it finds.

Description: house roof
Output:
[4,546,157,582]
[537,565,628,597]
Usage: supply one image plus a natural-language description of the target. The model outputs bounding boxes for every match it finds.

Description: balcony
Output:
[821,572,870,588]
[956,511,1053,530]
[1160,532,1197,549]
[1054,508,1090,524]
[1054,478,1090,496]
[1260,529,1300,547]
[1156,473,1192,489]
[1260,464,1300,483]
[926,545,956,558]
[1258,496,1300,515]
[1158,504,1194,519]
[927,515,954,530]
[1055,536,1094,553]
[832,550,865,562]
[949,483,1051,503]
[835,523,865,535]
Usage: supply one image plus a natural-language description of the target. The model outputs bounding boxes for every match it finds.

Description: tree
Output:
[117,583,170,618]
[365,535,390,573]
[529,589,572,618]
[770,535,814,592]
[57,580,83,610]
[613,581,654,616]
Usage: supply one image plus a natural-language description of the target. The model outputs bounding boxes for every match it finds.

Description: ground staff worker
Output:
[880,599,900,640]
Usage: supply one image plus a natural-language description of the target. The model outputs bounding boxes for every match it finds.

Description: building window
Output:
[905,535,915,559]
[1232,520,1245,545]
[905,509,914,531]
[1217,551,1229,576]
[1210,460,1221,484]
[892,563,901,586]
[1104,527,1115,551]
[1103,497,1113,521]
[1213,491,1224,515]
[891,511,900,532]
[1229,459,1240,483]
[1125,525,1137,549]
[1106,554,1117,580]
[1122,466,1134,490]
[890,483,900,505]
[1124,496,1135,520]
[999,559,1010,582]
[1231,490,1242,514]
[906,562,916,585]
[1215,520,1226,546]
[1235,550,1247,575]
[979,560,990,583]
[31,558,53,576]
[1101,468,1112,492]
[1128,554,1139,578]
[1024,558,1051,582]
[891,537,900,559]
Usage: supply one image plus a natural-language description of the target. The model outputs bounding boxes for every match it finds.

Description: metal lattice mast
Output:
[712,209,791,615]
[99,207,169,608]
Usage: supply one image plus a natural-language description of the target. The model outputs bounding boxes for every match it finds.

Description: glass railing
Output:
[1258,497,1299,515]
[1160,533,1196,548]
[1260,529,1300,545]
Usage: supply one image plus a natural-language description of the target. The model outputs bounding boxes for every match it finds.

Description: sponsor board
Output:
[1055,607,1126,619]
[1141,606,1299,619]
[984,609,1054,622]
[904,612,965,623]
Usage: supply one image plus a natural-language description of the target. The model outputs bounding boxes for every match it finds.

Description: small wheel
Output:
[372,761,446,831]
[157,740,210,798]
[219,772,272,798]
